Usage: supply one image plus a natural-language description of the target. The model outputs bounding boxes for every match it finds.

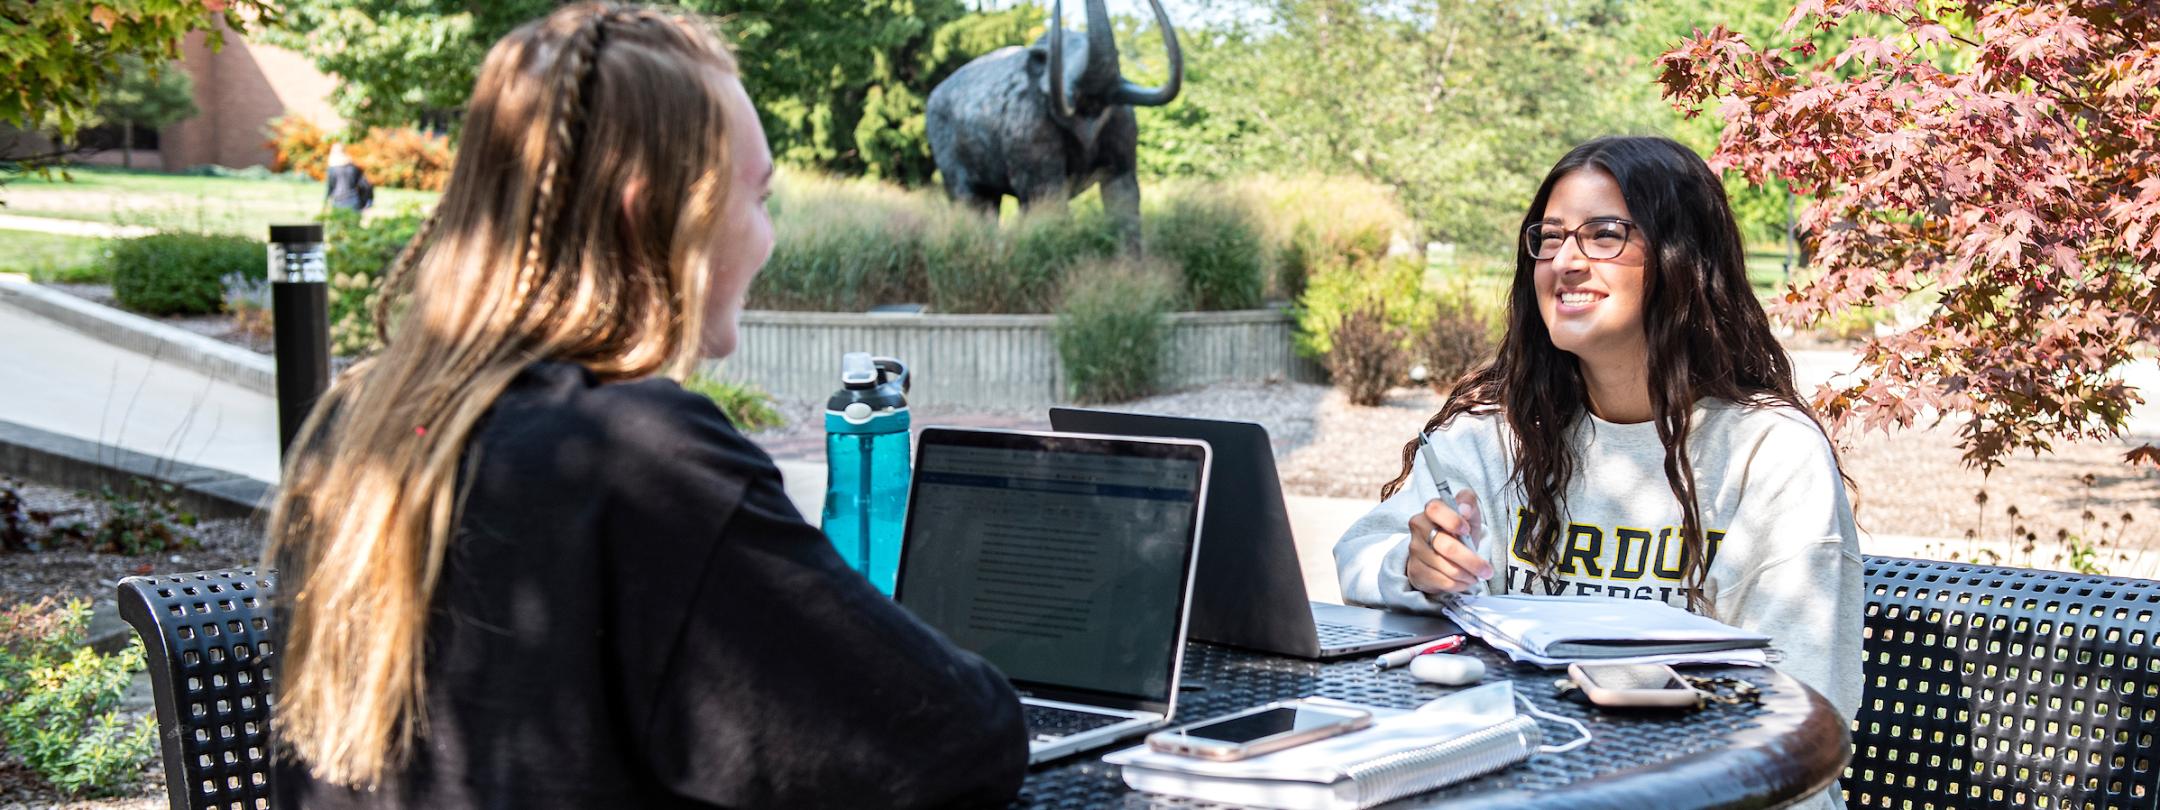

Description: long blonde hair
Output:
[265,4,741,786]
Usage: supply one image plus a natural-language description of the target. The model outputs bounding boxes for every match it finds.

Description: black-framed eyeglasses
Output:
[1523,218,1636,261]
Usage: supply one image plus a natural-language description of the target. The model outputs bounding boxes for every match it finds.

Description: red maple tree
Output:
[1657,0,2159,473]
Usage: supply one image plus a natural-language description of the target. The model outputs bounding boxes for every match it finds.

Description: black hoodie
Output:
[274,361,1027,809]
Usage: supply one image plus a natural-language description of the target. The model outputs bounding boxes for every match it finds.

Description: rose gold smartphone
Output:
[1568,662,1700,708]
[1146,700,1374,761]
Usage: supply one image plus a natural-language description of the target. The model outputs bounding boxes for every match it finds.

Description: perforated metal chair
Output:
[117,568,278,810]
[1848,556,2160,810]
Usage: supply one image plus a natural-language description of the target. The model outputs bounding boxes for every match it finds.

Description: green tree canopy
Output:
[1127,0,1816,254]
[1,1,268,154]
[263,0,1042,185]
[254,1,532,134]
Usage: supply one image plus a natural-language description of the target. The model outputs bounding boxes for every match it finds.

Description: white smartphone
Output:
[1568,662,1700,708]
[1146,700,1374,761]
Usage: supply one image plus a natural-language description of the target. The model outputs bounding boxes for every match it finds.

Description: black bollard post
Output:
[267,224,330,459]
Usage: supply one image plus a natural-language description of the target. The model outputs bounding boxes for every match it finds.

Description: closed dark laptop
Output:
[1049,409,1458,659]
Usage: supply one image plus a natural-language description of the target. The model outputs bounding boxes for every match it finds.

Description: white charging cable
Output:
[1516,694,1593,753]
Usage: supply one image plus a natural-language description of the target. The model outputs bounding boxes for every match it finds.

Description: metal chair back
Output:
[1849,556,2160,809]
[117,569,278,810]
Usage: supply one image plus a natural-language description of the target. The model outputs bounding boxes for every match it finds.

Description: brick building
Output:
[7,19,343,171]
[157,19,345,169]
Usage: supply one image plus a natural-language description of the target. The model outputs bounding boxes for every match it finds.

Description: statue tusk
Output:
[1048,0,1077,121]
[1109,0,1182,107]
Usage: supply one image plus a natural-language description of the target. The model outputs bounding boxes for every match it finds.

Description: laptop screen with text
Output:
[895,430,1205,705]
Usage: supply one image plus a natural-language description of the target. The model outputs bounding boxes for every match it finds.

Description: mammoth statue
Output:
[926,0,1183,252]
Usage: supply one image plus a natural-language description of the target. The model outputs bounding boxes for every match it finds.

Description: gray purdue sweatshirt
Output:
[1334,400,1862,810]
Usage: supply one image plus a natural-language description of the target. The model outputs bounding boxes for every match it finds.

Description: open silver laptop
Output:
[1050,409,1460,658]
[893,427,1210,765]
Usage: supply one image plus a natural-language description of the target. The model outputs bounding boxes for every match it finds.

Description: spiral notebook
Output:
[1103,699,1541,810]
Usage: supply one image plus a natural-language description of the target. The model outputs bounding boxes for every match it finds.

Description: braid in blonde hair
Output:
[372,212,439,344]
[518,14,606,296]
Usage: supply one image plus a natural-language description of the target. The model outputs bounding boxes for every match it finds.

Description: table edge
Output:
[1425,666,1853,810]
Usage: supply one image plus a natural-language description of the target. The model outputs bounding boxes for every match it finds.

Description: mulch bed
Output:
[1,480,234,810]
[1,481,263,609]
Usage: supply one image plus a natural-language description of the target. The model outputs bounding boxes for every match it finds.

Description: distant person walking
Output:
[324,143,373,212]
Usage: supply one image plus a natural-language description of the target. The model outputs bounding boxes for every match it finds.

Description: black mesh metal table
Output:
[1016,642,1849,809]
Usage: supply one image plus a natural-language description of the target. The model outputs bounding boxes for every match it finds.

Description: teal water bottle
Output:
[821,353,911,595]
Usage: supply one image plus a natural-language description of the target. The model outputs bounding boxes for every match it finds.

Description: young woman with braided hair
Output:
[265,5,1025,807]
[1334,136,1861,809]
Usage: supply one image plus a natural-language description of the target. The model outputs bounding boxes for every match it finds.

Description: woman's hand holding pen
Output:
[1406,488,1491,594]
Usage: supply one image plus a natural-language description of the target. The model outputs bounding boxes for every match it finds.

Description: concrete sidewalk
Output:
[0,213,156,239]
[0,298,280,484]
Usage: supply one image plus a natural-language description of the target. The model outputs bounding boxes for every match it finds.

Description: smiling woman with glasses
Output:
[1334,136,1862,810]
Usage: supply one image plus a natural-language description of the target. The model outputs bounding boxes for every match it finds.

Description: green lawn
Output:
[0,165,438,238]
[0,230,110,283]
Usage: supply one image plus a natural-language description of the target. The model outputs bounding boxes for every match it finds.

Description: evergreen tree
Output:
[87,55,200,168]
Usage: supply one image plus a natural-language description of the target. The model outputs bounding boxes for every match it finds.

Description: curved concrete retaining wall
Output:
[0,277,275,395]
[713,308,1324,409]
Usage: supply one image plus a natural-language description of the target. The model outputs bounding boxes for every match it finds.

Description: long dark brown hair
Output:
[1381,135,1848,616]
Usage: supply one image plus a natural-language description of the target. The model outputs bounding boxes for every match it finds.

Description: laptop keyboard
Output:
[1025,705,1128,740]
[1315,621,1415,648]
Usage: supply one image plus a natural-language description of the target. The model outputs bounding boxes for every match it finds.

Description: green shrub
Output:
[683,371,785,431]
[0,599,156,797]
[323,205,427,356]
[0,478,194,554]
[1055,257,1183,403]
[107,233,263,315]
[1295,255,1430,358]
[38,261,113,284]
[1145,191,1266,310]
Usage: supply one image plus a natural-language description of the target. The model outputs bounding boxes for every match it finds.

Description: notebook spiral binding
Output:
[1343,715,1543,807]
